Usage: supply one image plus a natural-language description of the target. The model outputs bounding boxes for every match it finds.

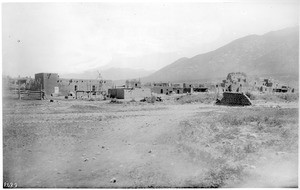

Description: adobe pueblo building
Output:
[219,72,250,93]
[149,82,208,95]
[108,79,151,100]
[215,72,296,106]
[216,72,252,106]
[216,72,295,94]
[35,73,113,98]
[253,78,294,93]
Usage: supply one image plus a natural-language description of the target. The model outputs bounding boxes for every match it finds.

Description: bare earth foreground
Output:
[3,97,298,188]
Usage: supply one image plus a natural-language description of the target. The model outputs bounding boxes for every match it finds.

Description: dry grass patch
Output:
[175,107,298,187]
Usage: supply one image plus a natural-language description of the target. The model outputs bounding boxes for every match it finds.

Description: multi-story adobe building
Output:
[219,72,250,93]
[34,73,113,97]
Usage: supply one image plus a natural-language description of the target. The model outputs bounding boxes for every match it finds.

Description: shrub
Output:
[221,115,244,126]
[254,92,299,102]
[129,98,136,102]
[177,94,216,104]
[243,141,257,153]
[276,93,299,102]
[197,164,244,188]
[140,96,157,103]
[110,99,123,104]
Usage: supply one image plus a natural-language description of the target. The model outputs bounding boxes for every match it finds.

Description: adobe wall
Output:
[218,92,252,106]
[108,89,116,98]
[108,88,125,99]
[35,73,59,95]
[57,79,113,96]
[151,86,193,94]
[35,73,113,96]
[173,88,184,94]
[108,88,151,100]
[183,88,192,93]
[124,88,151,100]
[151,86,174,94]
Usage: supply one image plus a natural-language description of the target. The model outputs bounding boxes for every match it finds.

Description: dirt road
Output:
[3,99,298,187]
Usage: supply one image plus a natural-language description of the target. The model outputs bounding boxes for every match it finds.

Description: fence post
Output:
[18,78,21,100]
[40,84,42,100]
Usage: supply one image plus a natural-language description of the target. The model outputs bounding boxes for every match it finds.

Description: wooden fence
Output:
[10,90,44,100]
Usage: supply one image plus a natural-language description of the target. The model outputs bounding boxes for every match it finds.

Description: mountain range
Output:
[143,26,299,83]
[61,26,298,84]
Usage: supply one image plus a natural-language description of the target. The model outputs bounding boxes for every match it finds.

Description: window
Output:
[74,85,78,91]
[92,85,96,91]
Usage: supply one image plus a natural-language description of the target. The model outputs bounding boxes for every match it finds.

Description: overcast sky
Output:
[2,1,299,77]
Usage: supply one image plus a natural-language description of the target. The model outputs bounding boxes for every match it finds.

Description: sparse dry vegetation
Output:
[176,93,217,104]
[3,95,298,188]
[173,107,298,187]
[254,92,299,102]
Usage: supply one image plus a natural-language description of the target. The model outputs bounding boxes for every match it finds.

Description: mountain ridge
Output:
[143,26,299,83]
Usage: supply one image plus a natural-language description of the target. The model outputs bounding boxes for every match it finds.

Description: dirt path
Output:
[3,99,298,187]
[3,100,214,187]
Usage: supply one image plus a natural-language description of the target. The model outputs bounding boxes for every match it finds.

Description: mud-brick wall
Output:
[35,73,59,96]
[124,88,151,100]
[220,92,252,106]
[108,88,125,99]
[183,88,192,93]
[151,86,175,94]
[173,88,184,94]
[58,79,113,96]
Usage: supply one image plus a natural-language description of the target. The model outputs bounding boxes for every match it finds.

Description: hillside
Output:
[143,27,299,82]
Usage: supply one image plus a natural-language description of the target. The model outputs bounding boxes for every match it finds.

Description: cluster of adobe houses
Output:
[106,79,208,99]
[214,72,296,106]
[3,71,295,100]
[148,82,208,95]
[216,72,295,94]
[108,79,151,100]
[34,73,114,98]
[3,73,114,99]
[4,72,209,100]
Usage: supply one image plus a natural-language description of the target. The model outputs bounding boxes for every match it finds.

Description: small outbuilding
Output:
[108,88,151,100]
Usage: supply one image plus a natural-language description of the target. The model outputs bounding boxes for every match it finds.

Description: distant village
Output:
[3,71,296,101]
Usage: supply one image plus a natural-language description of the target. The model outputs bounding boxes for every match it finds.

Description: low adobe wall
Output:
[124,88,151,100]
[217,92,252,106]
[108,88,125,99]
[109,88,151,100]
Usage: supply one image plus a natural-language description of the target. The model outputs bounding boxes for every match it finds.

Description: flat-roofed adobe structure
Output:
[35,73,113,97]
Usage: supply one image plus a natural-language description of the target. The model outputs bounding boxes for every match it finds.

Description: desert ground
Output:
[3,93,298,188]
